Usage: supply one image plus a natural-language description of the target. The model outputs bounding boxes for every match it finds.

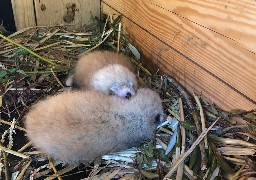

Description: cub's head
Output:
[92,64,138,99]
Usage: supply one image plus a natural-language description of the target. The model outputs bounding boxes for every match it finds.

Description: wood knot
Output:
[63,3,77,23]
[40,4,46,11]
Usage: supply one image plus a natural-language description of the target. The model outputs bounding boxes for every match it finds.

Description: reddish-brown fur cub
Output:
[25,88,163,164]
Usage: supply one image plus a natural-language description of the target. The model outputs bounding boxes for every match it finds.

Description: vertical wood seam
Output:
[32,0,38,26]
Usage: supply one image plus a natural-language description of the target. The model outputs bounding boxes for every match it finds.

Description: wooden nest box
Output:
[11,0,256,111]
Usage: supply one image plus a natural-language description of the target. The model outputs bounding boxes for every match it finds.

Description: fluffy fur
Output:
[66,51,138,98]
[25,88,163,164]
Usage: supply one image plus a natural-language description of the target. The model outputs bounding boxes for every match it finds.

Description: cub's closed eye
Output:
[154,114,161,124]
[125,92,132,99]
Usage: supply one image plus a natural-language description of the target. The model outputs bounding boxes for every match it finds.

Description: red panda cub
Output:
[66,51,138,99]
[25,88,164,164]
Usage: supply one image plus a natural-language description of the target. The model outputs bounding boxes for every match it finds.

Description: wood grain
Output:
[102,0,256,110]
[150,0,256,54]
[34,0,100,30]
[11,0,36,30]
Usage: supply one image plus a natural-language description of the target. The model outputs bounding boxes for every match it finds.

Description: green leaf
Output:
[144,150,153,158]
[220,112,229,120]
[189,146,199,169]
[157,149,169,162]
[192,153,201,175]
[136,154,144,165]
[0,70,7,77]
[148,141,153,154]
[112,15,122,26]
[8,68,17,73]
[210,105,218,115]
[128,43,141,60]
[207,144,213,164]
[16,70,26,75]
[146,157,153,168]
[181,121,196,131]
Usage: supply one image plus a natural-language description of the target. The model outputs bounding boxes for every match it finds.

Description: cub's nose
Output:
[125,92,132,99]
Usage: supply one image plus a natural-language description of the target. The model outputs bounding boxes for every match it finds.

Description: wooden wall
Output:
[11,0,100,30]
[102,0,256,111]
[11,0,36,29]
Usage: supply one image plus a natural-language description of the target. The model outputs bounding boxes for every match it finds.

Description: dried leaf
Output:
[244,113,256,120]
[218,147,256,156]
[208,140,234,174]
[229,109,246,115]
[210,135,256,147]
[140,170,159,179]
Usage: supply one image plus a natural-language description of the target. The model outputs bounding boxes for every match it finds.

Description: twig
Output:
[0,145,29,159]
[184,165,196,180]
[35,28,60,49]
[164,118,219,179]
[16,160,32,180]
[48,158,63,180]
[88,164,101,178]
[192,110,207,170]
[45,165,77,180]
[79,28,113,57]
[161,128,173,135]
[176,98,185,180]
[168,109,180,121]
[18,142,33,153]
[0,34,57,66]
[0,119,26,131]
[179,99,186,148]
[0,19,82,42]
[50,68,65,88]
[2,149,10,180]
[25,70,67,75]
[194,93,208,149]
[101,14,110,40]
[117,23,122,52]
[35,41,62,51]
[105,169,121,180]
[130,58,152,76]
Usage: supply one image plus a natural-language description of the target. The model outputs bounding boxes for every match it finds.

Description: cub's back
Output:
[74,51,135,87]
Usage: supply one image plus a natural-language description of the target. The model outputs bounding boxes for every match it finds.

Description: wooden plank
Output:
[34,0,100,30]
[11,0,36,30]
[150,0,256,54]
[102,1,256,111]
[102,0,256,101]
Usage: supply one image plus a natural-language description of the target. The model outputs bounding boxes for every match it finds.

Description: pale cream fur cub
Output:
[25,88,163,164]
[66,51,138,99]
